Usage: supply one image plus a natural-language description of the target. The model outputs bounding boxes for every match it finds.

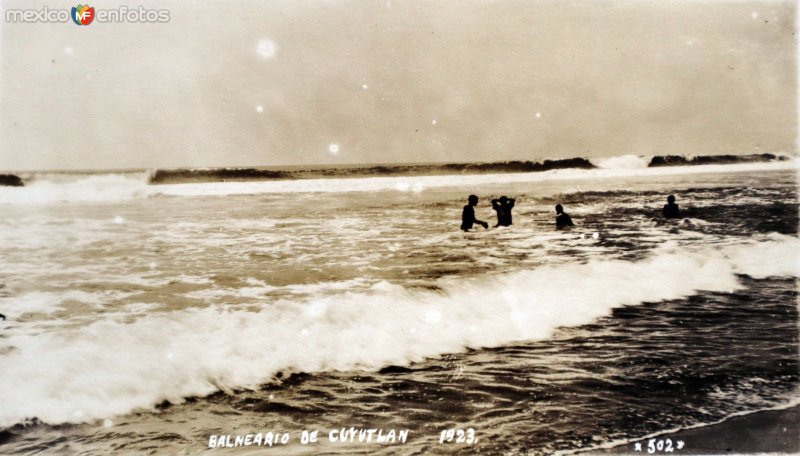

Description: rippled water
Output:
[0,167,797,455]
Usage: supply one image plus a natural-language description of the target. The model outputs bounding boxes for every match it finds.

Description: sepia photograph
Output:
[0,0,797,454]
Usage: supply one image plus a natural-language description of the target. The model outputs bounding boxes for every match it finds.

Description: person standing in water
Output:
[663,195,680,218]
[461,195,489,231]
[491,196,516,227]
[555,204,574,228]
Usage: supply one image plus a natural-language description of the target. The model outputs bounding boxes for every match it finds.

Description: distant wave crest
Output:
[0,173,149,204]
[647,153,787,167]
[146,153,791,184]
[0,174,24,187]
[0,153,793,203]
[147,158,596,184]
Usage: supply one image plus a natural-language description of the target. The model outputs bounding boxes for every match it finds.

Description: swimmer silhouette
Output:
[663,195,680,218]
[0,313,5,320]
[555,204,574,228]
[461,195,489,231]
[491,196,516,227]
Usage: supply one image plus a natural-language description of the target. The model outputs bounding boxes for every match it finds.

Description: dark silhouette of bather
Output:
[492,196,516,227]
[555,204,574,228]
[461,195,489,231]
[0,313,5,320]
[663,195,680,218]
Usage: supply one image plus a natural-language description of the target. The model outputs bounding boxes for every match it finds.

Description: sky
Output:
[0,0,796,171]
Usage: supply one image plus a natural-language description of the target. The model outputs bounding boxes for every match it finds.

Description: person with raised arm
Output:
[491,196,516,227]
[461,195,489,231]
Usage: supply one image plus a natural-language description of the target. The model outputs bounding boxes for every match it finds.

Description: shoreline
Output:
[584,405,799,455]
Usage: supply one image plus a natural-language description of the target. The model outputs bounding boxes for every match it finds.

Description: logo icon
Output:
[71,5,94,25]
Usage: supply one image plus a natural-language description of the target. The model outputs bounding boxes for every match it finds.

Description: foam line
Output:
[0,235,797,427]
[0,158,795,204]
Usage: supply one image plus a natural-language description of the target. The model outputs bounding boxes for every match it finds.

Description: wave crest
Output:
[147,158,596,184]
[0,236,797,427]
[0,173,149,205]
[0,153,793,203]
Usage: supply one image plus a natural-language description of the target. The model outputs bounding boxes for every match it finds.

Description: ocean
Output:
[0,157,797,455]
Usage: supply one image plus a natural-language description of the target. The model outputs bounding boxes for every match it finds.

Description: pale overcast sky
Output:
[0,0,796,171]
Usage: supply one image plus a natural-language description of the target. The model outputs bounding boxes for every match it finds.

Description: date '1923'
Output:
[438,428,477,445]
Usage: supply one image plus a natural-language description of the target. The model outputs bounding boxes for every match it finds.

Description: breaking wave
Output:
[147,158,596,184]
[648,153,788,167]
[0,235,797,427]
[592,154,651,169]
[145,154,789,184]
[0,153,794,204]
[0,173,149,205]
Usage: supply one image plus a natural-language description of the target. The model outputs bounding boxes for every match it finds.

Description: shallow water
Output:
[0,167,797,455]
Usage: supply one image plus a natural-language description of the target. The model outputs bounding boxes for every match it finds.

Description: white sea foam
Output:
[591,154,651,169]
[0,159,795,204]
[184,278,277,301]
[0,173,148,205]
[150,160,797,197]
[0,290,136,317]
[0,236,797,427]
